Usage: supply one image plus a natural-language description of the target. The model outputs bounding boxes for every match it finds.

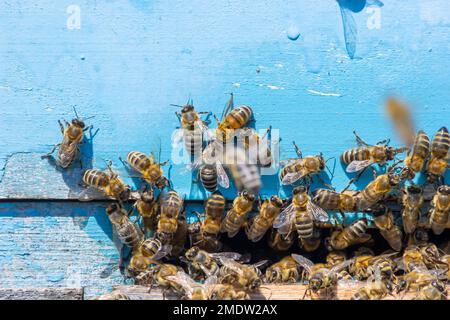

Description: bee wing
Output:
[272,204,295,234]
[194,119,209,134]
[330,258,354,274]
[291,254,314,274]
[184,156,203,173]
[279,158,298,166]
[281,171,306,185]
[346,160,373,173]
[216,161,230,188]
[339,5,357,59]
[166,271,197,296]
[204,275,219,286]
[77,186,106,201]
[211,252,242,262]
[307,201,329,223]
[252,260,270,270]
[218,257,245,276]
[151,244,173,261]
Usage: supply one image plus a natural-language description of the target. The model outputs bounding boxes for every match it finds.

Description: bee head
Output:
[400,167,415,180]
[293,186,307,195]
[309,276,322,292]
[119,186,131,202]
[270,195,283,207]
[106,203,120,215]
[72,118,85,129]
[140,188,155,203]
[407,185,423,195]
[249,278,261,291]
[437,185,450,195]
[242,190,255,202]
[186,246,199,260]
[388,173,400,186]
[181,105,195,114]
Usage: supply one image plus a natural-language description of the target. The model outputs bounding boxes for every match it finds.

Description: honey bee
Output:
[106,203,143,250]
[299,228,323,253]
[280,142,326,186]
[81,162,131,202]
[355,171,401,211]
[168,213,188,258]
[402,245,427,273]
[183,246,222,278]
[139,237,172,261]
[341,131,408,173]
[158,189,184,219]
[367,253,398,282]
[265,256,302,283]
[148,263,185,293]
[351,274,394,300]
[291,253,353,299]
[199,164,219,192]
[191,213,222,252]
[208,284,250,300]
[312,188,358,213]
[218,257,268,291]
[414,280,447,300]
[397,269,447,300]
[236,127,273,167]
[273,186,329,241]
[226,147,262,193]
[327,219,372,250]
[125,151,169,189]
[401,185,424,234]
[385,97,416,147]
[166,271,210,300]
[267,228,295,252]
[400,131,430,180]
[220,191,255,238]
[217,93,253,131]
[426,127,450,183]
[246,195,283,242]
[42,107,93,168]
[349,247,375,280]
[134,187,158,232]
[373,207,403,251]
[128,251,152,277]
[174,102,210,157]
[418,243,448,271]
[429,185,450,235]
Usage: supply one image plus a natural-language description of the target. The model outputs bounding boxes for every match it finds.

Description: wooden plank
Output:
[0,288,83,300]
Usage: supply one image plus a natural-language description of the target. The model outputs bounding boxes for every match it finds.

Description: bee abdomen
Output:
[205,193,226,219]
[127,151,151,171]
[295,212,314,239]
[312,189,339,210]
[200,165,218,192]
[141,237,162,258]
[413,131,430,158]
[429,209,448,235]
[431,127,450,158]
[83,169,109,187]
[184,129,203,155]
[160,191,183,218]
[345,220,368,242]
[226,105,253,129]
[341,147,369,164]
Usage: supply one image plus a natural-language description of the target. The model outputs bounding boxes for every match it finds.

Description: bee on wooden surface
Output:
[367,253,398,282]
[426,127,450,183]
[402,245,428,273]
[246,195,283,242]
[340,131,408,173]
[173,101,210,157]
[81,162,131,202]
[355,170,401,211]
[349,247,375,280]
[218,257,268,292]
[397,269,447,300]
[208,283,250,300]
[400,131,430,180]
[106,203,143,250]
[351,273,394,300]
[291,253,353,299]
[146,263,185,293]
[183,246,222,278]
[42,107,93,168]
[401,185,424,234]
[326,219,372,250]
[312,188,358,214]
[267,228,295,252]
[280,142,327,186]
[220,191,255,238]
[124,150,169,189]
[190,213,222,252]
[265,255,302,283]
[414,280,447,300]
[128,251,153,277]
[273,186,329,241]
[134,187,158,232]
[166,270,210,300]
[373,207,403,252]
[429,185,450,235]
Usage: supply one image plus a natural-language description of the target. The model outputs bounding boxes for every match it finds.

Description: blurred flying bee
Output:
[291,253,353,299]
[81,162,131,203]
[273,186,329,241]
[385,97,416,147]
[42,107,94,168]
[246,195,283,242]
[280,142,327,186]
[173,101,210,157]
[220,191,255,237]
[355,170,401,211]
[336,0,384,59]
[426,127,450,183]
[326,219,372,250]
[312,188,358,214]
[267,228,295,252]
[400,131,430,180]
[225,146,262,194]
[236,127,273,167]
[341,131,407,173]
[134,187,158,232]
[401,185,424,234]
[124,150,169,189]
[106,203,143,250]
[429,185,450,235]
[373,207,403,251]
[265,256,302,283]
[217,257,268,292]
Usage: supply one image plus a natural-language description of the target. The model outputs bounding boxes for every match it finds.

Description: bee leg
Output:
[175,111,181,122]
[42,143,61,158]
[159,160,170,166]
[83,125,93,132]
[292,141,303,158]
[315,174,334,190]
[376,138,390,146]
[58,120,65,134]
[353,130,370,147]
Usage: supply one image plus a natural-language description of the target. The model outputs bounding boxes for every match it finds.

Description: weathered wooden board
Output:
[0,288,83,300]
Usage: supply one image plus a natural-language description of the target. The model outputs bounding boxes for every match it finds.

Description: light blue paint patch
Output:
[47,273,65,283]
[286,25,301,41]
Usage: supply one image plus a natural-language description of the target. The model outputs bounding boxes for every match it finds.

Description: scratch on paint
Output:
[259,84,284,90]
[307,89,342,97]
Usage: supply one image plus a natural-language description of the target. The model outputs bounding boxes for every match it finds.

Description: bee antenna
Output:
[170,104,184,108]
[73,106,80,119]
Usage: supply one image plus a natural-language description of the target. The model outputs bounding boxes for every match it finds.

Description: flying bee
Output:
[427,127,450,183]
[312,188,358,214]
[217,257,268,292]
[327,219,372,250]
[373,207,403,252]
[355,170,401,211]
[385,97,416,147]
[220,190,255,238]
[401,185,424,234]
[42,107,94,168]
[124,151,169,189]
[429,185,450,235]
[246,195,283,242]
[225,146,262,194]
[81,162,131,202]
[106,203,143,249]
[280,141,327,186]
[292,253,353,299]
[173,101,210,157]
[401,131,430,180]
[134,187,158,232]
[273,186,329,241]
[267,228,295,252]
[265,256,302,284]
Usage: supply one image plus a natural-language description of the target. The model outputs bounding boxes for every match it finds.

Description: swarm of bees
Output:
[43,97,449,300]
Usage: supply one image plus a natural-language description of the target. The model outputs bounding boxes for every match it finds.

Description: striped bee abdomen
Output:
[159,190,183,219]
[223,105,253,129]
[127,151,151,172]
[205,192,225,219]
[116,220,143,248]
[412,130,430,158]
[312,189,340,210]
[200,165,218,192]
[295,211,314,239]
[184,129,203,155]
[83,169,109,187]
[140,237,162,258]
[431,126,449,158]
[340,147,371,164]
[344,220,368,243]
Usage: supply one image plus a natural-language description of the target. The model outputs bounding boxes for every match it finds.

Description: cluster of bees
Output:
[42,97,449,300]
